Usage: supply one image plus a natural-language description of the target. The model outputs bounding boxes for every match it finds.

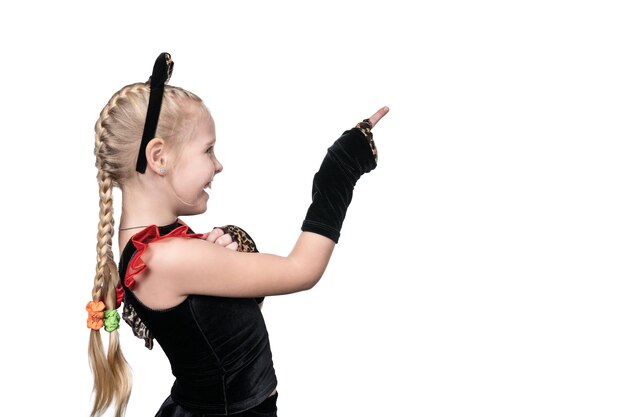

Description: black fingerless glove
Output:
[301,126,378,243]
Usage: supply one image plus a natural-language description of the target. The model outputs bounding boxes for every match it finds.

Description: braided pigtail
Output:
[88,168,130,417]
[88,84,143,417]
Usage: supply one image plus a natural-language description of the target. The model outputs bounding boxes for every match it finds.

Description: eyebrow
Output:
[205,139,216,147]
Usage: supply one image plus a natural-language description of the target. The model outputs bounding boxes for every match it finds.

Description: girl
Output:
[87,52,388,417]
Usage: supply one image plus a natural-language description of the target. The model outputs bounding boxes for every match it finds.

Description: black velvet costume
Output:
[119,221,278,416]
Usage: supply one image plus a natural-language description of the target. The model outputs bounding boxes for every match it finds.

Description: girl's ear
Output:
[145,138,167,175]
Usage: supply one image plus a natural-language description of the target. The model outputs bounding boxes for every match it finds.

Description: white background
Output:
[1,1,624,416]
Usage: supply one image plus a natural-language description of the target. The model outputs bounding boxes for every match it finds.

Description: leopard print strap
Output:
[122,298,155,350]
[355,119,378,163]
[217,225,258,253]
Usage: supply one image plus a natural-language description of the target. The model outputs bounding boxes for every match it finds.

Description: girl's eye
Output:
[206,147,213,154]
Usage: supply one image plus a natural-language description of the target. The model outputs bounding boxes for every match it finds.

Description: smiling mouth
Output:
[204,181,212,190]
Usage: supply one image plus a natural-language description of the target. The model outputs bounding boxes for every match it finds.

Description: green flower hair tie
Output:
[104,309,121,333]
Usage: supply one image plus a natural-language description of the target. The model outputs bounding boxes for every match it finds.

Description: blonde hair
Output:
[89,82,203,417]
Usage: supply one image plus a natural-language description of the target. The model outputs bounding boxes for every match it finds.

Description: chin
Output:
[180,208,207,217]
[180,203,208,216]
[180,192,209,215]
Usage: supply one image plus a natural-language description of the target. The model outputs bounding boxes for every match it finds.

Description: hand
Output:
[203,227,238,251]
[368,106,389,129]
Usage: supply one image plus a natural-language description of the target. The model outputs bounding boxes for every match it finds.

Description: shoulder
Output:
[132,237,223,306]
[143,236,219,274]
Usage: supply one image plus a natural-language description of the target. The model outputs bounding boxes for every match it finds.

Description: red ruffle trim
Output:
[123,224,205,290]
[115,284,124,308]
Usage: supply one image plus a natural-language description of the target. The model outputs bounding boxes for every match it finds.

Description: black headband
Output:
[135,52,174,173]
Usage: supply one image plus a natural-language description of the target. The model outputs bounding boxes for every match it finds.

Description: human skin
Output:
[121,106,389,310]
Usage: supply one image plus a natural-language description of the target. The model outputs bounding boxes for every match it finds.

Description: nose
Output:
[214,157,223,174]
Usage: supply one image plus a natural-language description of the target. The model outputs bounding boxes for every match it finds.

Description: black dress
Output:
[118,220,278,416]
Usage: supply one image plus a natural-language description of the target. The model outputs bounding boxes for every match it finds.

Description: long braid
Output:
[89,83,144,417]
[88,169,118,417]
[99,168,131,417]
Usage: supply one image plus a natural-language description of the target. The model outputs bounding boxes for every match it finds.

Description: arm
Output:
[142,107,389,301]
[145,231,335,298]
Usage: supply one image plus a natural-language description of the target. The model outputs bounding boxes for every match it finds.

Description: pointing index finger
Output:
[368,106,389,129]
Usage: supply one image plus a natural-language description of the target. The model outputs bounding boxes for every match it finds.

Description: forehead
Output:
[189,108,216,145]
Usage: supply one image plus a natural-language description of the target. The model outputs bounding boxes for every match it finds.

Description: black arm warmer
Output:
[301,127,377,243]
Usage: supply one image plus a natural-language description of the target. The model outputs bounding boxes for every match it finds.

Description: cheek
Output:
[171,165,196,188]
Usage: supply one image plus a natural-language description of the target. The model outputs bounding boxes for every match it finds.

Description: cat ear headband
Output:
[135,52,174,174]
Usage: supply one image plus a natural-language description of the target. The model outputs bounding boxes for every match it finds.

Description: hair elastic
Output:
[86,301,121,332]
[104,310,121,332]
[136,52,174,173]
[86,300,105,331]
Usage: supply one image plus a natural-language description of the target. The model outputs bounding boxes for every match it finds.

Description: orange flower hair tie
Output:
[86,300,106,330]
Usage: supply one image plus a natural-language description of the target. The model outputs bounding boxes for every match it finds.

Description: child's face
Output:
[168,110,223,214]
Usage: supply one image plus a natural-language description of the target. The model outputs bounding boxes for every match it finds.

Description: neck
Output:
[118,186,180,248]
